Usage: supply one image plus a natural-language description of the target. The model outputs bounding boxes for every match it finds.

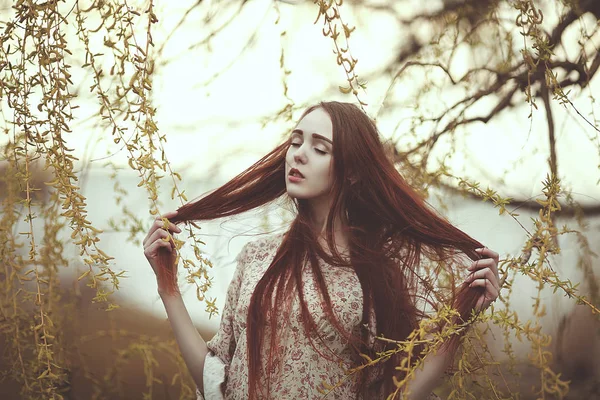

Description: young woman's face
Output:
[285,108,334,203]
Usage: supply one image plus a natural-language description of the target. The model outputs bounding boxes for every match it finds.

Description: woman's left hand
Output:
[465,247,500,312]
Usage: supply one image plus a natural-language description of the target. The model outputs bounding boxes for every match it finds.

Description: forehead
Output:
[295,108,333,140]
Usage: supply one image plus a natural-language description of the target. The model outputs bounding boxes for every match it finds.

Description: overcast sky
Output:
[0,0,591,203]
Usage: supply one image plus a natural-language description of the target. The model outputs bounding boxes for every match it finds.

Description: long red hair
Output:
[157,101,484,398]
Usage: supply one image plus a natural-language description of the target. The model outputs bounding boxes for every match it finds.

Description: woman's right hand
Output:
[143,210,182,291]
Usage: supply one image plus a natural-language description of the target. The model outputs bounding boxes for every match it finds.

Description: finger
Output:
[469,278,500,301]
[468,278,488,290]
[144,219,181,246]
[469,256,500,282]
[156,216,182,233]
[147,210,179,237]
[468,258,495,271]
[144,227,172,250]
[477,283,499,311]
[144,219,165,246]
[481,284,499,308]
[488,284,499,300]
[143,222,157,246]
[466,268,499,291]
[481,255,500,283]
[475,247,499,262]
[161,220,182,233]
[144,238,174,258]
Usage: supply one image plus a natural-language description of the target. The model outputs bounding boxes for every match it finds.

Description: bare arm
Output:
[160,292,209,393]
[405,247,501,399]
[403,344,452,400]
[143,211,209,393]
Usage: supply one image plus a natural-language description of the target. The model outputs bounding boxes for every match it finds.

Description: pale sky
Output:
[2,0,598,201]
[71,0,600,205]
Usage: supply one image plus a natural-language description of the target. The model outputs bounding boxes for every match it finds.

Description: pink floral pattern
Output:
[200,233,441,399]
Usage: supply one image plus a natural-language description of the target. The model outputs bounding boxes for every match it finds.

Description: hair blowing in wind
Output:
[156,101,485,398]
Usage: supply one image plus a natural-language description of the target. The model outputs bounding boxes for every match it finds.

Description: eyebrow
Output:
[291,129,333,145]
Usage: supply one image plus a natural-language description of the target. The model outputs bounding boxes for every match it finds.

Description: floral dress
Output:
[197,233,442,399]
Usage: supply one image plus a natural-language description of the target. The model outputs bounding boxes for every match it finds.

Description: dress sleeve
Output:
[196,242,254,400]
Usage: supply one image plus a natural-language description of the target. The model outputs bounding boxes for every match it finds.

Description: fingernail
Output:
[475,248,483,252]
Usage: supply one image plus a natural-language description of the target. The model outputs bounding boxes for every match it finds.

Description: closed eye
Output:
[290,141,328,155]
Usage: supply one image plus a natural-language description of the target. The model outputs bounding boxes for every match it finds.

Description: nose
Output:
[293,146,307,164]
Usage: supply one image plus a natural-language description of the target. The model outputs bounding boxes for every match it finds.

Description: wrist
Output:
[158,285,181,299]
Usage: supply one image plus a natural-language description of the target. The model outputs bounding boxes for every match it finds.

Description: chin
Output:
[286,190,303,199]
[286,187,311,200]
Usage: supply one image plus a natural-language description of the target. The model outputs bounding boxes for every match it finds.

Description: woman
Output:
[143,101,500,399]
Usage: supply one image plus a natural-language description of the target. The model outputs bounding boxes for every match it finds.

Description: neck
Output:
[308,203,348,254]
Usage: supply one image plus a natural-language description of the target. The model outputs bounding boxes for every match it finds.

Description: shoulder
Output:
[236,231,286,266]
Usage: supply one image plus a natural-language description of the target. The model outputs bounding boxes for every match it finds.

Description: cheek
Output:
[284,148,295,167]
[319,159,334,187]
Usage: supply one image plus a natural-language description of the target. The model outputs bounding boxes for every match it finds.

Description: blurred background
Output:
[1,0,600,398]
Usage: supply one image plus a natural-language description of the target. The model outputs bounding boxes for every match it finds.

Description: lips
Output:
[289,168,305,178]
